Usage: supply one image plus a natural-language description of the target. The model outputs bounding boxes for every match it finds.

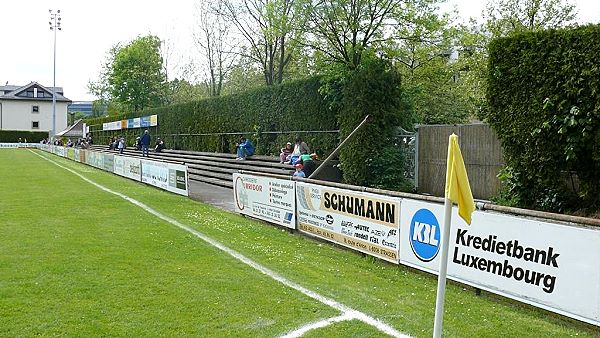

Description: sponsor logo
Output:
[176,170,186,189]
[326,214,334,225]
[409,208,440,262]
[234,176,250,211]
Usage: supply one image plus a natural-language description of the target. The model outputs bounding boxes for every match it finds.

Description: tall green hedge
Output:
[88,71,412,190]
[88,77,339,156]
[486,25,600,211]
[334,58,413,188]
[0,130,48,143]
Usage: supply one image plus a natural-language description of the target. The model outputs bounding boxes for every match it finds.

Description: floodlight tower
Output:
[49,9,61,140]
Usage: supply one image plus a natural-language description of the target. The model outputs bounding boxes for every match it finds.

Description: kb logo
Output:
[409,209,440,262]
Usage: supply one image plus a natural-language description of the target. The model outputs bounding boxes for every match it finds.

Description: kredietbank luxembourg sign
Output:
[232,174,600,326]
[399,199,600,326]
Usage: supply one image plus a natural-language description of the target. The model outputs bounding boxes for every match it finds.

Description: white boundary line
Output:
[281,313,354,337]
[31,150,411,338]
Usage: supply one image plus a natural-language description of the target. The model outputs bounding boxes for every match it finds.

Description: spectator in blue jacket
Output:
[236,136,254,160]
[140,130,151,157]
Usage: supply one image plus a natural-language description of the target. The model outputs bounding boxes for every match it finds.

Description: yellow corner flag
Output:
[445,133,475,225]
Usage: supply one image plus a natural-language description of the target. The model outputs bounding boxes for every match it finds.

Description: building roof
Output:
[56,119,85,137]
[0,81,71,102]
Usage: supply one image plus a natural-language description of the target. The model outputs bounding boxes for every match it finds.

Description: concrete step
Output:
[189,173,233,189]
[185,161,293,176]
[87,145,295,189]
[188,168,233,181]
[164,149,281,163]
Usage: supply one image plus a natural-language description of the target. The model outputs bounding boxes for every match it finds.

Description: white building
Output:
[0,81,70,134]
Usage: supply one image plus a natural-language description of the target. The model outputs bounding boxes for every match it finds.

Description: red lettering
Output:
[244,183,263,192]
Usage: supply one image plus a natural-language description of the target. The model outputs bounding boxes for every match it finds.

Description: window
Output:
[32,105,39,113]
[32,121,39,129]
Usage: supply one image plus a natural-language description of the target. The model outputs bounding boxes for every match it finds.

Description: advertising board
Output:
[296,182,400,263]
[56,146,65,157]
[233,173,296,229]
[0,143,39,148]
[399,199,600,325]
[101,153,114,172]
[141,160,188,196]
[114,155,142,181]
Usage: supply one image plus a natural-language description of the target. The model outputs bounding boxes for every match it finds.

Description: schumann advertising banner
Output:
[399,199,600,326]
[296,182,401,263]
[233,173,296,229]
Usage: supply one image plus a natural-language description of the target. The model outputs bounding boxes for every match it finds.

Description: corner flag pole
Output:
[433,133,475,338]
[433,195,453,338]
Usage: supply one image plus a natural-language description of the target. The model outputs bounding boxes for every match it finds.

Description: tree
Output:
[195,1,237,96]
[485,0,577,37]
[216,0,308,85]
[307,0,401,70]
[165,78,209,105]
[385,0,474,124]
[466,0,579,120]
[92,35,167,113]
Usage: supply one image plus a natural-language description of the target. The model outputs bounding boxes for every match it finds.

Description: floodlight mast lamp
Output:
[49,9,61,141]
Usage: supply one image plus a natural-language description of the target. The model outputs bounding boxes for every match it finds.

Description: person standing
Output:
[117,136,125,154]
[140,130,151,157]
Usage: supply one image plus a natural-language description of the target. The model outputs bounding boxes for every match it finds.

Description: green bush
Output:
[87,77,339,156]
[0,130,48,143]
[486,24,600,211]
[88,68,414,192]
[331,57,414,187]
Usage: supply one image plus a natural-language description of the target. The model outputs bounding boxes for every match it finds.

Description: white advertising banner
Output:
[296,182,400,263]
[101,153,114,172]
[232,173,296,229]
[86,151,103,169]
[56,146,65,157]
[399,199,600,326]
[114,155,142,181]
[0,143,39,148]
[141,160,188,196]
[133,117,141,128]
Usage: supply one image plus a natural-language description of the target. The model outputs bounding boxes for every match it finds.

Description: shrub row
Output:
[0,130,48,143]
[486,24,600,211]
[88,77,339,157]
[88,71,412,190]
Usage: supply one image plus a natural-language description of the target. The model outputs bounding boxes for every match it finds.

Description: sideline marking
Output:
[32,150,410,338]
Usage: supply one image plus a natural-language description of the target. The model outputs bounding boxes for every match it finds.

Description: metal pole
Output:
[308,115,371,179]
[433,197,453,338]
[52,21,56,140]
[49,9,60,141]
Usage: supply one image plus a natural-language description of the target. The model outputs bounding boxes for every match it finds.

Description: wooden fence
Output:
[417,124,504,200]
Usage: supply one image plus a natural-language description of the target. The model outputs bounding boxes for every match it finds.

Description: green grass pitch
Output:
[0,149,597,337]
